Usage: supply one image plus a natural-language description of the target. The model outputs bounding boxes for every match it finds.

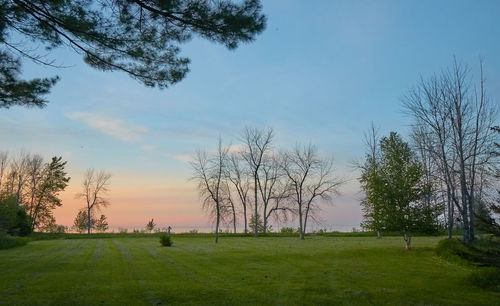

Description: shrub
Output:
[160,233,172,247]
[436,238,476,265]
[437,237,500,267]
[42,224,67,234]
[0,195,32,237]
[469,267,500,292]
[280,227,299,234]
[0,235,28,250]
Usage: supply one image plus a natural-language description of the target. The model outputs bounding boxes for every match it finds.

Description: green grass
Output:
[0,236,498,305]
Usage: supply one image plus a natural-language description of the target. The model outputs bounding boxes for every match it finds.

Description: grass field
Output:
[0,236,498,305]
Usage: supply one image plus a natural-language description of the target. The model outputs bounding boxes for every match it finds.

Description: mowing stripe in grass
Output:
[0,239,88,302]
[89,238,104,264]
[112,239,166,305]
[0,236,499,305]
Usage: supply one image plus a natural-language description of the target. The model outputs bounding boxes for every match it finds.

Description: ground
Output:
[0,235,498,305]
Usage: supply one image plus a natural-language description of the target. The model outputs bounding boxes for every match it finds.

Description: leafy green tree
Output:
[360,132,428,249]
[73,210,96,233]
[0,195,17,235]
[0,194,31,236]
[27,157,70,231]
[359,127,385,237]
[0,0,266,108]
[41,223,67,233]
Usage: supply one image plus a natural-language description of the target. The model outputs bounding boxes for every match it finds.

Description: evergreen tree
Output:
[146,218,156,233]
[0,0,266,108]
[95,215,109,233]
[248,213,271,233]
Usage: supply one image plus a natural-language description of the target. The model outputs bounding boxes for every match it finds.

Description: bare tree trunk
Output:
[254,175,258,238]
[215,203,220,243]
[298,205,304,240]
[87,207,91,235]
[303,205,311,239]
[403,232,412,250]
[231,202,236,234]
[243,205,247,234]
[447,190,453,238]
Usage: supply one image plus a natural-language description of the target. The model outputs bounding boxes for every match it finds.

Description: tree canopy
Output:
[360,132,441,249]
[0,0,266,108]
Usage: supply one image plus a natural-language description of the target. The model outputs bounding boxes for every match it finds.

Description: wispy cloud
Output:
[170,154,194,163]
[141,145,156,152]
[67,112,147,142]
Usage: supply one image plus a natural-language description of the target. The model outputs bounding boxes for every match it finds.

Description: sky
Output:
[1,0,500,232]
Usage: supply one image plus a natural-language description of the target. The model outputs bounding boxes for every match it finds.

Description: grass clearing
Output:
[0,236,498,305]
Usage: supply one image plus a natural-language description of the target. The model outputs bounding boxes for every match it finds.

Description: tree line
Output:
[360,60,499,248]
[190,127,344,243]
[0,150,113,236]
[0,152,69,235]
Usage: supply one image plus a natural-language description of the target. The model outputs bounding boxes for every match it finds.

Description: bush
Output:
[436,237,500,268]
[280,227,296,234]
[469,267,500,292]
[160,233,172,247]
[42,224,67,234]
[0,235,29,250]
[0,195,32,236]
[437,237,500,291]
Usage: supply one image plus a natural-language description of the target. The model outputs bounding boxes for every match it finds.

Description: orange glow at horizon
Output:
[54,177,209,229]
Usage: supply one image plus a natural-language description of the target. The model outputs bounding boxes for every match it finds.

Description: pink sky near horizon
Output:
[52,170,363,232]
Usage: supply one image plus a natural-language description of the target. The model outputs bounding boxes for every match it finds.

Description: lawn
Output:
[0,235,498,305]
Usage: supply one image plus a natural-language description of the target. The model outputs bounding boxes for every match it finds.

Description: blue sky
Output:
[1,0,499,230]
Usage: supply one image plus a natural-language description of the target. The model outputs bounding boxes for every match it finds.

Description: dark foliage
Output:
[0,195,32,236]
[437,237,500,292]
[159,232,172,246]
[0,0,266,108]
[0,235,29,249]
[436,238,500,268]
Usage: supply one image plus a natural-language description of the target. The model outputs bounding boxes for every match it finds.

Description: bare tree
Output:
[264,168,293,232]
[226,153,251,233]
[221,180,237,234]
[0,151,8,190]
[7,151,30,203]
[258,152,291,233]
[190,138,229,243]
[357,123,384,238]
[241,127,273,237]
[25,154,44,227]
[76,169,111,235]
[403,59,498,243]
[0,153,69,231]
[282,144,343,239]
